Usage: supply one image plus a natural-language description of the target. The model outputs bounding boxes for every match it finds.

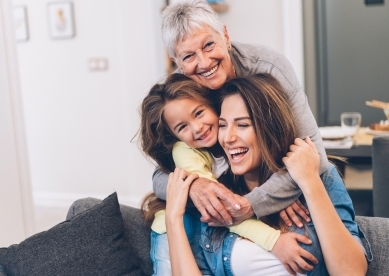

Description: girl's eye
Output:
[177,125,187,133]
[218,123,226,128]
[195,110,204,117]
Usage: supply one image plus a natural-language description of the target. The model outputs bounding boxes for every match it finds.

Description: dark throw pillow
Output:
[0,192,133,276]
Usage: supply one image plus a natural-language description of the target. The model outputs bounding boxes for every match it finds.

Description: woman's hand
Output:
[279,199,310,228]
[271,232,318,275]
[282,137,320,191]
[165,168,199,220]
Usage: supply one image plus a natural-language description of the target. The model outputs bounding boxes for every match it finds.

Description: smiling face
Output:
[173,25,235,90]
[218,94,261,186]
[163,98,219,149]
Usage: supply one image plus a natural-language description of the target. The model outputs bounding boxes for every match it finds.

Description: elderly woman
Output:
[153,0,327,227]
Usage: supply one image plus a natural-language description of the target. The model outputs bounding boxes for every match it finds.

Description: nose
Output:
[192,121,203,133]
[196,51,211,70]
[222,125,237,144]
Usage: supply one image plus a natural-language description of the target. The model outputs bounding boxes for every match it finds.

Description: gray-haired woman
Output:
[153,0,327,232]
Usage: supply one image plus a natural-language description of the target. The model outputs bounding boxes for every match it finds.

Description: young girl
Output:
[140,73,317,275]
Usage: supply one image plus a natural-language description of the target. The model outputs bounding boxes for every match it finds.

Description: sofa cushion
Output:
[0,192,133,276]
[67,197,153,275]
[356,216,389,276]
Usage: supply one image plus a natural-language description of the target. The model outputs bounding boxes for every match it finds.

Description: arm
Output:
[235,44,327,218]
[283,137,367,276]
[152,168,168,200]
[172,142,240,225]
[165,168,201,276]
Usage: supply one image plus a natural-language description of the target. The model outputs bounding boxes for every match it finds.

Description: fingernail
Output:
[308,239,312,243]
[227,221,233,226]
[298,223,303,228]
[234,204,241,210]
[306,217,311,222]
[287,223,292,227]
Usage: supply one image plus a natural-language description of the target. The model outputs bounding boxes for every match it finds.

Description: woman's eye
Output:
[204,42,215,51]
[238,123,249,128]
[218,123,226,128]
[183,54,194,62]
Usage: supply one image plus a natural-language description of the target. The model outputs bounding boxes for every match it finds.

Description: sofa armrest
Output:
[356,216,389,276]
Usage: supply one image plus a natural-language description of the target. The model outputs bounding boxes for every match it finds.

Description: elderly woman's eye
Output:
[183,54,194,62]
[204,42,215,50]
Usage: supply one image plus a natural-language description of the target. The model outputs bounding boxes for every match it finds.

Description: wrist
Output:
[299,175,324,195]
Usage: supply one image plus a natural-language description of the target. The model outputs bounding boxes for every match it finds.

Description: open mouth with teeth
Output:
[229,148,249,160]
[197,128,211,141]
[200,64,218,77]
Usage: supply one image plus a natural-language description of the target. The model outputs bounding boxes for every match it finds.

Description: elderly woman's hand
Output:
[188,178,243,226]
[166,168,198,221]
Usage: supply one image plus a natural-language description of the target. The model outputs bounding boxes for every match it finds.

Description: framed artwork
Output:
[14,6,29,42]
[47,2,75,39]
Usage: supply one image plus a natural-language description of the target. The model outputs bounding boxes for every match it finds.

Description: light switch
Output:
[88,58,109,71]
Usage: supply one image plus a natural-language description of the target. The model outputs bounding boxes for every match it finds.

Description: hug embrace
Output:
[139,1,372,276]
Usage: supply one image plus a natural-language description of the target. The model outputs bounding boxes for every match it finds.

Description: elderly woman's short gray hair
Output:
[162,0,225,58]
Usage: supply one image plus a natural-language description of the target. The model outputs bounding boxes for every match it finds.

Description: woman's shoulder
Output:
[231,42,299,90]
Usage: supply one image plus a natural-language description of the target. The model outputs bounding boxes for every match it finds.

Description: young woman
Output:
[162,74,370,275]
[140,73,316,275]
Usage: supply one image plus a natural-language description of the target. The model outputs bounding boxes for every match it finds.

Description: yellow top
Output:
[151,141,281,251]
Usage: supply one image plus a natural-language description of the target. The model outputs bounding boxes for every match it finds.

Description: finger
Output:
[295,257,314,272]
[299,248,319,265]
[215,186,241,210]
[183,173,199,187]
[207,221,226,227]
[289,144,299,152]
[290,262,305,274]
[289,262,305,274]
[294,233,313,245]
[286,206,303,228]
[207,197,233,225]
[294,137,306,146]
[292,202,311,222]
[295,199,309,215]
[306,136,318,153]
[279,210,292,227]
[283,264,296,276]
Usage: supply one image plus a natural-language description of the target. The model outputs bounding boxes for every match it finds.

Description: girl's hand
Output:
[282,137,320,190]
[166,168,199,220]
[279,199,310,228]
[271,232,318,275]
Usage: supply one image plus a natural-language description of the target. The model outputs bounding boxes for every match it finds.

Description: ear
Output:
[223,25,231,47]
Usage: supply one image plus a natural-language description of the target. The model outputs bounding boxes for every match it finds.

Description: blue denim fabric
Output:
[150,208,212,276]
[151,162,372,275]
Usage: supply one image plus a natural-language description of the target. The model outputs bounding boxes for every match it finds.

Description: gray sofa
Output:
[67,198,389,276]
[65,135,389,275]
[0,136,388,275]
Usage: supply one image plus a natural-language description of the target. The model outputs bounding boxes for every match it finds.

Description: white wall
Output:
[13,0,166,209]
[219,0,304,87]
[0,0,35,246]
[9,0,304,212]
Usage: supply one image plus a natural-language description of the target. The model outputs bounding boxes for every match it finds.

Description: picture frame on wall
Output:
[47,2,75,39]
[14,6,29,42]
